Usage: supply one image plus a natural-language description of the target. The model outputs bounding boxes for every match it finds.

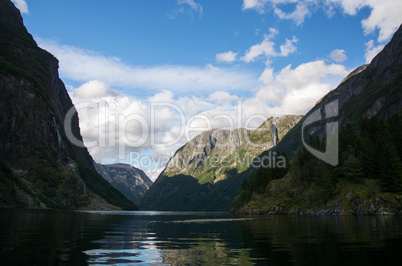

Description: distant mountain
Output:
[140,115,302,211]
[0,0,137,210]
[231,24,402,215]
[94,163,153,205]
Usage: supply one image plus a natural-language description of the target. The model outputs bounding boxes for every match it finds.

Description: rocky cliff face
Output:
[0,0,137,210]
[162,128,252,184]
[141,115,302,211]
[163,115,302,184]
[94,163,153,205]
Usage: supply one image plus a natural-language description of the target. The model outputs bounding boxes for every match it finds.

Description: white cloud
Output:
[364,40,385,64]
[361,0,402,42]
[209,91,239,103]
[244,0,402,44]
[74,80,119,99]
[69,83,214,174]
[68,58,349,177]
[243,0,270,13]
[11,0,28,14]
[245,27,277,56]
[329,49,348,62]
[41,34,349,178]
[242,34,276,63]
[242,28,297,63]
[279,36,298,56]
[216,51,238,63]
[326,0,402,42]
[243,60,349,116]
[37,39,257,93]
[243,0,313,25]
[274,2,310,26]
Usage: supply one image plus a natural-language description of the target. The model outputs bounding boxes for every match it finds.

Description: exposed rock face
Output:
[94,163,153,205]
[141,115,302,211]
[163,115,302,184]
[163,128,252,183]
[0,0,136,210]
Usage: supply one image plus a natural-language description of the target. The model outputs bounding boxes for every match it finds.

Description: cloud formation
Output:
[68,58,348,179]
[243,60,349,116]
[329,0,402,43]
[243,0,270,13]
[364,40,385,64]
[329,49,347,63]
[243,0,313,25]
[11,0,28,14]
[243,0,402,44]
[216,51,238,63]
[241,28,298,63]
[37,39,257,94]
[273,2,310,26]
[74,80,120,99]
[38,31,349,178]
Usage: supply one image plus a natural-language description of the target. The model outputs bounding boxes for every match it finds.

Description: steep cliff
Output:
[272,24,402,158]
[0,0,137,210]
[231,24,402,215]
[94,163,153,205]
[141,115,302,211]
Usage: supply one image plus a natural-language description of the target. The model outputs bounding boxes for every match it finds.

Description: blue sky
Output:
[12,0,402,180]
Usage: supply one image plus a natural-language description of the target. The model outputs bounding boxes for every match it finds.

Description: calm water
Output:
[1,209,402,265]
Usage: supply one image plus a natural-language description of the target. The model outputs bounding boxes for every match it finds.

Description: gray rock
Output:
[94,163,152,205]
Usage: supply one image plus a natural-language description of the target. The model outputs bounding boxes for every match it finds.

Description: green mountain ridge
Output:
[140,115,302,211]
[0,0,137,210]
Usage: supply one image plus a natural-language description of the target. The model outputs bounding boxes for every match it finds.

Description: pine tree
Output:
[342,154,364,182]
[380,142,402,193]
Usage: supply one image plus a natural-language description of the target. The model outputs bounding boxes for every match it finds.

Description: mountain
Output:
[0,0,137,210]
[140,115,302,211]
[272,26,402,158]
[231,24,402,215]
[94,163,153,205]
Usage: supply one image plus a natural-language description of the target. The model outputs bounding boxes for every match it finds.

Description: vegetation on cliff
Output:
[141,115,302,211]
[231,24,402,215]
[231,115,402,214]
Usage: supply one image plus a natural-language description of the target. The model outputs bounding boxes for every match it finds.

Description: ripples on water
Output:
[1,209,402,265]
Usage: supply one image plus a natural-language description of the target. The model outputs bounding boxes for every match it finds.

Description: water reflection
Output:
[80,211,256,264]
[1,209,402,265]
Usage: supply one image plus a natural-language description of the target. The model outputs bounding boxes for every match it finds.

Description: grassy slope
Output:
[141,116,302,211]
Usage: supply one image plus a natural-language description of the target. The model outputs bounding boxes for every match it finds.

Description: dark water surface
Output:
[1,209,402,265]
